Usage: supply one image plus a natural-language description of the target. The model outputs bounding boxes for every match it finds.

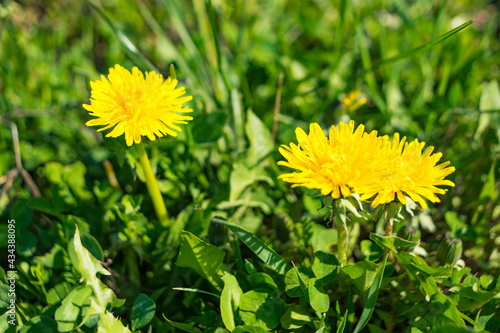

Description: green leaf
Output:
[395,251,439,297]
[213,218,290,275]
[176,231,225,290]
[280,304,311,330]
[131,294,156,330]
[369,20,474,71]
[309,278,330,313]
[221,273,243,332]
[342,261,381,300]
[352,254,388,333]
[247,273,278,290]
[163,316,201,333]
[72,226,128,330]
[98,311,133,333]
[233,326,268,333]
[245,110,274,164]
[312,251,339,285]
[245,259,257,275]
[192,112,228,145]
[429,293,464,328]
[55,285,92,332]
[239,289,284,331]
[369,233,419,252]
[360,240,384,262]
[285,266,314,297]
[87,0,157,72]
[228,160,273,201]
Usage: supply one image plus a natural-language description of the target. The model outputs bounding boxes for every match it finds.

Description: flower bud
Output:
[208,216,228,246]
[436,237,463,266]
[397,225,421,251]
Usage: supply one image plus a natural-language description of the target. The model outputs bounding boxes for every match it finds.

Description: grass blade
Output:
[370,20,474,71]
[172,287,220,299]
[213,217,290,275]
[87,0,157,72]
[352,254,388,333]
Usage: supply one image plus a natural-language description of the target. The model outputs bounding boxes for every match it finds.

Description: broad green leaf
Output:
[228,160,273,201]
[395,252,439,297]
[312,251,339,285]
[131,294,156,330]
[176,230,225,290]
[353,254,388,333]
[342,261,381,300]
[247,273,278,290]
[233,326,268,333]
[429,293,464,328]
[213,218,290,275]
[21,316,58,333]
[280,304,311,329]
[221,273,243,332]
[360,240,384,262]
[245,110,274,164]
[239,289,284,331]
[427,327,474,333]
[369,233,419,252]
[285,266,314,297]
[54,285,92,332]
[309,278,330,313]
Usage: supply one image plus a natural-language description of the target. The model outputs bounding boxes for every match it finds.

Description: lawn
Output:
[0,0,499,332]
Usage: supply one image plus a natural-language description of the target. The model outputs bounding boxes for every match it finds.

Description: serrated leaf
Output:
[221,273,243,332]
[176,231,225,290]
[98,311,133,333]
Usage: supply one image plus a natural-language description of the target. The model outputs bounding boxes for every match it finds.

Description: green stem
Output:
[334,201,348,267]
[137,143,169,226]
[125,247,141,288]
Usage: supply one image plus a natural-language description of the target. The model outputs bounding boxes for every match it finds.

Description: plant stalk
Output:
[334,201,348,267]
[136,143,169,226]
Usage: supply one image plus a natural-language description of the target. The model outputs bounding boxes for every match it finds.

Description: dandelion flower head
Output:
[360,134,455,209]
[277,121,394,199]
[83,65,193,146]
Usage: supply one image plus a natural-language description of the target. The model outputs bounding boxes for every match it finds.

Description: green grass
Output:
[1,0,499,332]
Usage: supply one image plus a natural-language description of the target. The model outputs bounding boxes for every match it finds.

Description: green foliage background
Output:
[0,0,499,332]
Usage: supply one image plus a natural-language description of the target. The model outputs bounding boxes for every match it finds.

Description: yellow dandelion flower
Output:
[360,134,455,209]
[83,64,193,146]
[342,89,367,113]
[277,121,395,199]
